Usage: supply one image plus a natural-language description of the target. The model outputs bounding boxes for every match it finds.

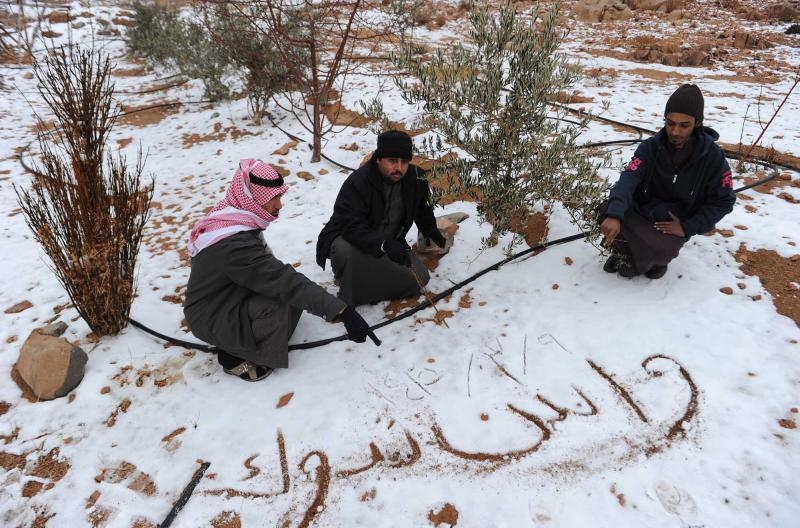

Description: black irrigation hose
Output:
[159,461,211,528]
[13,93,790,353]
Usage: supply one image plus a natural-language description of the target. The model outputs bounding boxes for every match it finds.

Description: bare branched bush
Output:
[394,1,609,251]
[15,45,154,336]
[0,0,44,64]
[197,2,295,124]
[202,0,403,162]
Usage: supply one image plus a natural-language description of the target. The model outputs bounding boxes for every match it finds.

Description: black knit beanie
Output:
[664,84,704,121]
[375,130,413,161]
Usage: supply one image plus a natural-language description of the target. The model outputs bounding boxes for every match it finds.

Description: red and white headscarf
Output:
[188,159,288,257]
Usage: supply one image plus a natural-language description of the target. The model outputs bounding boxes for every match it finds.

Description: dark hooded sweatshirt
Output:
[605,126,736,237]
[316,156,440,268]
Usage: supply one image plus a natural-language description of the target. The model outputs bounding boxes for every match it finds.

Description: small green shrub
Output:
[395,1,609,250]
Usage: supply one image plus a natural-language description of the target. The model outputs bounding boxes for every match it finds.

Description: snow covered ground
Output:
[1,1,798,527]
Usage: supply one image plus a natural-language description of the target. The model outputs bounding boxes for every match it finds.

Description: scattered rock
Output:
[273,140,298,156]
[720,287,734,295]
[296,171,314,181]
[15,327,88,401]
[565,256,574,265]
[625,0,668,11]
[39,321,67,337]
[48,11,71,24]
[732,31,773,50]
[574,0,633,22]
[770,2,800,21]
[786,24,800,35]
[277,392,294,408]
[4,301,32,314]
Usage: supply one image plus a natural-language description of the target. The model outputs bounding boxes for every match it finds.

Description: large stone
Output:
[625,0,669,11]
[574,0,633,22]
[16,329,87,401]
[769,1,800,21]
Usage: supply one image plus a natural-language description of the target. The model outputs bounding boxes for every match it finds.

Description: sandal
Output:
[223,361,273,382]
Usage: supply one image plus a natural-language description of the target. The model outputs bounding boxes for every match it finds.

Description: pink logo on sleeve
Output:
[626,156,642,172]
[721,170,733,189]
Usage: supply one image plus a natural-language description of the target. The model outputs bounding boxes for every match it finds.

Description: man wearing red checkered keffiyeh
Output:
[183,159,379,382]
[188,158,288,257]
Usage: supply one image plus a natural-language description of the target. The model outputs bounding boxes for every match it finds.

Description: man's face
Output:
[262,193,283,217]
[665,112,700,149]
[376,157,410,183]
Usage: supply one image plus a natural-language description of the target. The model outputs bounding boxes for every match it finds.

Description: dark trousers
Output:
[231,296,302,368]
[330,236,430,306]
[606,206,687,273]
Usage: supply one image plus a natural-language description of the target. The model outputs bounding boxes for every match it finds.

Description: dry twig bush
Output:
[15,45,154,336]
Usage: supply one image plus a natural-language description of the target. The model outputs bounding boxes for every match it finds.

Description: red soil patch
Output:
[105,398,132,427]
[736,245,800,326]
[117,102,179,128]
[22,480,44,497]
[428,502,459,526]
[384,296,422,318]
[32,513,55,528]
[212,511,242,528]
[360,488,377,501]
[95,460,157,496]
[458,289,473,308]
[162,427,186,443]
[324,102,371,127]
[0,451,27,471]
[30,447,70,482]
[113,65,148,77]
[182,121,255,147]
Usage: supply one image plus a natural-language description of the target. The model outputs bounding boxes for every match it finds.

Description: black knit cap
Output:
[375,130,413,161]
[664,84,704,121]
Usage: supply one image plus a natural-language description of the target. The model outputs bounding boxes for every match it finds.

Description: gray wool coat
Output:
[183,230,346,362]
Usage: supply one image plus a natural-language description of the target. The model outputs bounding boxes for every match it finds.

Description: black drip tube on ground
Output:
[15,96,789,352]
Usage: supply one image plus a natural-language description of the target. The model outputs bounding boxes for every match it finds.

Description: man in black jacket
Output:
[599,84,736,279]
[316,130,447,305]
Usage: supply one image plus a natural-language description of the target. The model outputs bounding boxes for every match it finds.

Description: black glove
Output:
[342,306,381,346]
[427,229,447,248]
[383,238,411,267]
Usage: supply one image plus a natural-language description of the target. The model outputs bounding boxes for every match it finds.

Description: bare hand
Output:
[654,212,685,237]
[600,217,621,247]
